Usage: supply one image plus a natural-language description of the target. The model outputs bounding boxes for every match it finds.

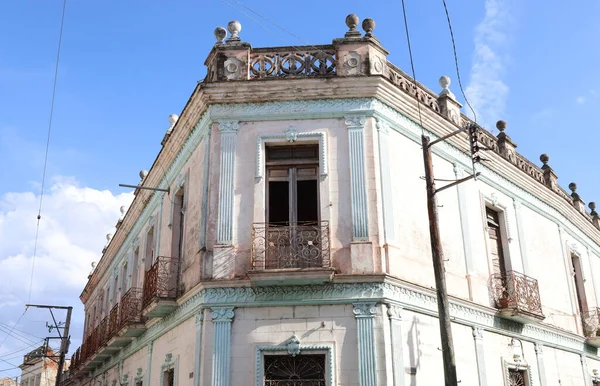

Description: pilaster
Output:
[386,305,405,386]
[211,307,235,386]
[454,164,475,274]
[216,121,240,244]
[145,341,154,386]
[376,119,395,244]
[353,302,377,386]
[581,353,591,386]
[472,327,487,386]
[513,200,530,274]
[345,116,369,240]
[534,343,547,386]
[194,310,205,386]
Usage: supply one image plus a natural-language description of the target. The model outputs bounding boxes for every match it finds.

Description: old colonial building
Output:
[0,377,19,386]
[62,14,600,386]
[20,346,66,386]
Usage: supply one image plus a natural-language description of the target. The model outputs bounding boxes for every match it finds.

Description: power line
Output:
[440,0,477,123]
[0,323,43,341]
[0,309,28,351]
[400,0,424,134]
[0,326,38,347]
[0,341,44,359]
[0,366,19,373]
[29,0,68,303]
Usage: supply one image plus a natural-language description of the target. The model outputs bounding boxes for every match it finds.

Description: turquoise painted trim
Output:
[254,343,335,386]
[193,310,204,386]
[353,302,377,386]
[346,116,369,240]
[159,353,178,386]
[210,307,234,386]
[145,342,153,386]
[375,119,395,244]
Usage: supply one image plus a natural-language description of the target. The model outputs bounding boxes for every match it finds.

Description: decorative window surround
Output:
[482,192,519,272]
[534,343,547,386]
[376,119,395,244]
[193,310,204,386]
[210,307,235,386]
[472,327,488,386]
[255,126,328,182]
[216,121,239,245]
[159,353,178,386]
[502,357,534,386]
[559,225,578,317]
[168,172,188,229]
[386,305,405,386]
[353,302,377,386]
[345,116,370,240]
[254,340,335,386]
[134,368,143,386]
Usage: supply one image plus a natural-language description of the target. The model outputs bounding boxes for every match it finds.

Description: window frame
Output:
[482,197,514,275]
[502,357,533,386]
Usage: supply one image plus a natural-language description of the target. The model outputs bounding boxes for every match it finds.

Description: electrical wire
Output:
[0,323,43,341]
[0,341,44,359]
[0,309,28,351]
[440,0,477,123]
[29,0,68,303]
[0,325,38,346]
[0,366,19,373]
[399,0,424,134]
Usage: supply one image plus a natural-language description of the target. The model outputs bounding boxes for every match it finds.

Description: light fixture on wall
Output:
[509,338,525,365]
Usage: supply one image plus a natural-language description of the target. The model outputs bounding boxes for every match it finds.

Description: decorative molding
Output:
[345,115,369,240]
[159,353,178,386]
[534,343,547,386]
[353,302,377,386]
[502,357,534,386]
[455,163,475,274]
[254,343,335,386]
[216,121,240,244]
[255,127,328,182]
[210,306,235,323]
[387,304,405,386]
[386,304,402,320]
[194,310,204,386]
[472,327,487,386]
[134,368,143,384]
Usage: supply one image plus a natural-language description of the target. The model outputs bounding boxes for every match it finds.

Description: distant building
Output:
[20,346,68,386]
[62,13,600,386]
[0,377,18,386]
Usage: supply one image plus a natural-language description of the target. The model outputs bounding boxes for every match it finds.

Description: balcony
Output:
[248,222,334,286]
[142,256,179,318]
[490,270,545,323]
[116,287,146,338]
[583,308,600,347]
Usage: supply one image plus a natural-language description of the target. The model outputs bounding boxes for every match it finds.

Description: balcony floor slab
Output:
[248,268,335,286]
[142,299,177,318]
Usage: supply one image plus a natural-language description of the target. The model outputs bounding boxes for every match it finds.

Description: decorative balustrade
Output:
[490,270,544,320]
[142,256,179,310]
[107,303,120,338]
[251,222,331,270]
[119,287,143,330]
[385,63,441,113]
[249,47,336,79]
[583,308,600,338]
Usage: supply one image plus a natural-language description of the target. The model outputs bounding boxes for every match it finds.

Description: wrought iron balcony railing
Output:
[98,316,109,347]
[107,303,120,339]
[251,222,331,270]
[583,308,600,338]
[490,270,544,319]
[118,287,143,330]
[142,256,179,310]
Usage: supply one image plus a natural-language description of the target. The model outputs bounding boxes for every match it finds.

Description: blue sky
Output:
[1,0,600,379]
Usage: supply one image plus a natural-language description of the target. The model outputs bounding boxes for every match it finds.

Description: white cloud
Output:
[576,96,585,104]
[465,0,514,129]
[0,177,133,372]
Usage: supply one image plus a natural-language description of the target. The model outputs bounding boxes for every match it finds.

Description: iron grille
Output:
[142,256,179,309]
[251,222,330,270]
[490,270,543,318]
[508,369,526,386]
[119,287,143,330]
[264,354,326,386]
[107,303,120,339]
[249,49,336,79]
[98,316,109,346]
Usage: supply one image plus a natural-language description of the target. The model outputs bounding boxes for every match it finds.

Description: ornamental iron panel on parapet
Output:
[142,256,179,309]
[249,48,336,79]
[251,222,330,270]
[490,270,544,321]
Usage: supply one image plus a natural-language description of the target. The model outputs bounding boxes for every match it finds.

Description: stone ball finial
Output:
[168,114,179,126]
[120,206,126,215]
[106,233,112,242]
[496,120,507,132]
[439,75,451,90]
[362,18,376,36]
[139,170,148,180]
[589,202,597,215]
[346,14,359,31]
[227,20,242,38]
[569,182,577,193]
[540,154,549,166]
[214,26,227,43]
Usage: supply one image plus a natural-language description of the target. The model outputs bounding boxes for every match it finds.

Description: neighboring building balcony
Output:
[490,270,545,323]
[583,308,600,347]
[142,256,179,318]
[248,222,334,286]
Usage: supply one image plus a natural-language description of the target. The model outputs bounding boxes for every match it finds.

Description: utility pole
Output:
[25,304,73,386]
[421,124,480,386]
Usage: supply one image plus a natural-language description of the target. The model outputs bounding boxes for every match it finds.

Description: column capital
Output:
[375,118,389,134]
[217,121,240,133]
[534,343,543,354]
[196,310,205,326]
[471,326,483,341]
[353,302,377,318]
[211,306,235,322]
[147,341,154,354]
[386,304,402,320]
[345,115,367,129]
